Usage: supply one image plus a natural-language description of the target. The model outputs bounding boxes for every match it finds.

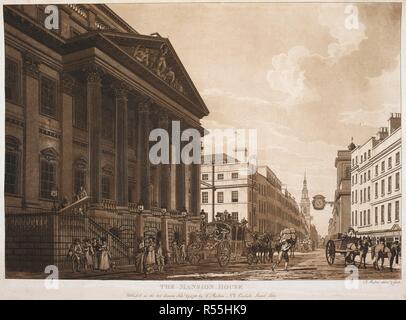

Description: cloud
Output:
[318,4,367,58]
[201,88,271,106]
[338,103,400,127]
[266,46,320,108]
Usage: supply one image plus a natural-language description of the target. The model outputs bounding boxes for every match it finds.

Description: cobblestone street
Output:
[8,249,401,281]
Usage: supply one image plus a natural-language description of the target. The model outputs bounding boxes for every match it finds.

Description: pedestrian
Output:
[99,238,111,271]
[272,238,292,272]
[91,238,100,270]
[156,241,165,273]
[67,239,83,273]
[82,238,94,272]
[135,236,145,273]
[172,240,179,264]
[180,242,186,263]
[145,237,156,274]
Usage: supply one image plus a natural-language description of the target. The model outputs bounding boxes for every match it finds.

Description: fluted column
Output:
[137,98,152,209]
[113,82,129,210]
[22,52,40,209]
[85,64,103,207]
[158,111,171,209]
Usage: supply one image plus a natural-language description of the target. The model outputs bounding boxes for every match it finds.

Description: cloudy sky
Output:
[111,2,401,235]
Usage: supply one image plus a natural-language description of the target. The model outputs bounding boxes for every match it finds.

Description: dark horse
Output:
[371,239,399,272]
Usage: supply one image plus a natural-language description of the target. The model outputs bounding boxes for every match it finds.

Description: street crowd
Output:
[135,237,187,276]
[67,237,114,273]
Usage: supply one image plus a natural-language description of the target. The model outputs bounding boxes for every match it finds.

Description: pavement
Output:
[6,249,401,280]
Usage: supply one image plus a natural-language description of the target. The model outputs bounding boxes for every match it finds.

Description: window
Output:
[395,172,400,190]
[360,155,363,163]
[368,170,371,181]
[375,207,378,225]
[388,157,392,169]
[231,212,239,221]
[5,137,21,195]
[202,191,208,204]
[368,150,371,159]
[381,179,385,196]
[367,209,371,225]
[231,191,238,202]
[375,182,378,198]
[395,201,400,221]
[73,89,87,130]
[40,160,56,199]
[232,172,239,179]
[217,192,224,203]
[360,211,363,226]
[351,211,354,226]
[367,186,370,201]
[375,165,378,176]
[360,189,363,203]
[364,172,366,182]
[395,152,400,165]
[217,173,224,180]
[355,210,357,226]
[351,191,354,204]
[381,161,385,173]
[388,176,392,193]
[202,174,208,181]
[40,76,57,118]
[363,210,366,226]
[5,58,20,104]
[387,203,392,223]
[381,205,385,224]
[360,175,363,184]
[364,152,366,161]
[102,176,112,199]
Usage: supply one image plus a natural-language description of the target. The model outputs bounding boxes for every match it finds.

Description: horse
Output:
[371,241,395,272]
[358,237,372,269]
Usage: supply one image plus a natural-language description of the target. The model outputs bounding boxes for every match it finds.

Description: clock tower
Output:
[300,171,312,229]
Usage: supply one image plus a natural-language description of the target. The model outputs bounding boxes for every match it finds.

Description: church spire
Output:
[301,171,308,200]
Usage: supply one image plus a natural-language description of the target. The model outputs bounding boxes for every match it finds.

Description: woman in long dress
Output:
[145,238,156,274]
[83,238,94,272]
[99,239,111,271]
[135,237,145,273]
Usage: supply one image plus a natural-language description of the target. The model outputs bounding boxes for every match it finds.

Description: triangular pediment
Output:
[102,32,209,118]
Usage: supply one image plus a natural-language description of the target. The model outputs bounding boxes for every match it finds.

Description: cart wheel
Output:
[217,240,231,267]
[326,240,335,265]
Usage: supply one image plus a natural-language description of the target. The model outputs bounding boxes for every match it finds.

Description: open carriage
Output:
[325,234,361,265]
[187,221,232,267]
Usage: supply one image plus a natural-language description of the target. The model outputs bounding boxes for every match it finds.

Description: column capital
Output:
[23,51,40,79]
[61,72,76,95]
[83,64,104,84]
[138,96,154,113]
[112,81,130,101]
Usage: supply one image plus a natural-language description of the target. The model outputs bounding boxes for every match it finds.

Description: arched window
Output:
[40,148,58,199]
[5,136,21,195]
[73,156,87,196]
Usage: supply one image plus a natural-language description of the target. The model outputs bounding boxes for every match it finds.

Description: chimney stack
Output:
[388,113,401,134]
[376,127,389,141]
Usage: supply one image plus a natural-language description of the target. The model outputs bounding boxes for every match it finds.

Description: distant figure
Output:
[91,238,100,270]
[99,238,111,271]
[67,239,83,273]
[82,238,94,272]
[156,241,165,273]
[79,186,87,199]
[172,240,179,264]
[135,237,145,273]
[180,242,187,263]
[145,238,156,274]
[58,196,69,210]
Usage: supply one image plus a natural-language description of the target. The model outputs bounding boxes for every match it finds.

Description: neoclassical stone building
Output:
[4,4,209,217]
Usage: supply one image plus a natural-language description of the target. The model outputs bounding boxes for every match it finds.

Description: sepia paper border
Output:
[0,0,405,300]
